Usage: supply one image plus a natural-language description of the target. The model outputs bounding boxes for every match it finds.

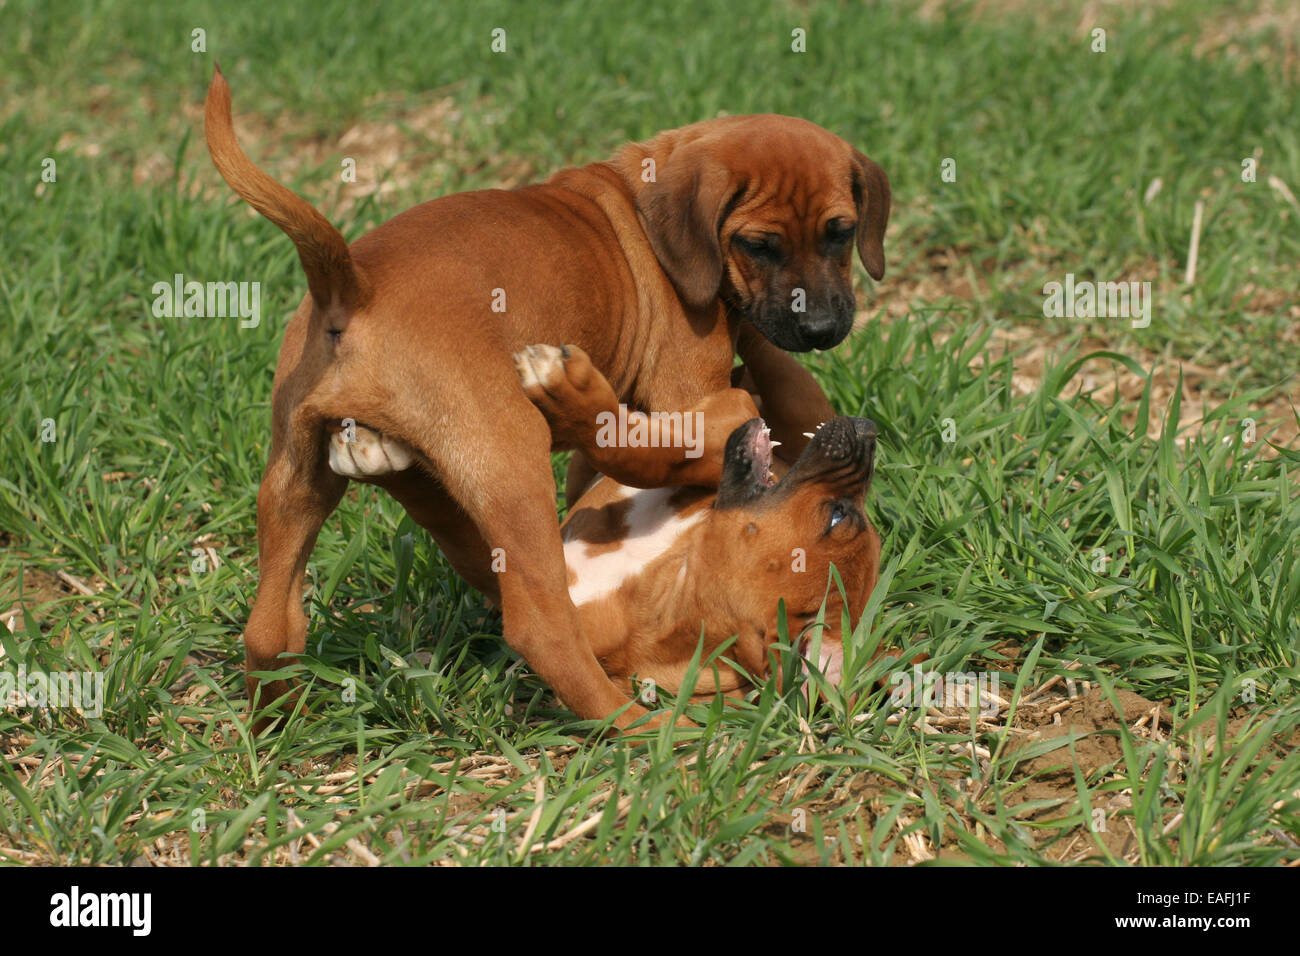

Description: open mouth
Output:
[715,418,776,508]
[715,416,878,510]
[749,421,777,487]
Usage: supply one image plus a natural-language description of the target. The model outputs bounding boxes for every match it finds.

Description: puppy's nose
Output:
[797,312,842,350]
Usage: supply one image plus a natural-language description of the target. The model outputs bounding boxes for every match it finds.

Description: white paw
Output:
[328,423,415,478]
[513,344,567,391]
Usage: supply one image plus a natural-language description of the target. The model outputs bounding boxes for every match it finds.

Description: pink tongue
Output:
[751,424,773,484]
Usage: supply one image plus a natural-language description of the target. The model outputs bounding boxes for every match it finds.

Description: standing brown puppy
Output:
[204,65,890,729]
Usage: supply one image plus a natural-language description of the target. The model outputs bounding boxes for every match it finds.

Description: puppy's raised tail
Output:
[204,64,368,318]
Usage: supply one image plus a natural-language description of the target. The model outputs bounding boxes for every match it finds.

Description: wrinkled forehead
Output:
[709,124,858,209]
[728,176,858,231]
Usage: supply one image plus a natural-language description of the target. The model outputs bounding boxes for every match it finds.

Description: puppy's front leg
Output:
[735,323,837,465]
[516,344,757,489]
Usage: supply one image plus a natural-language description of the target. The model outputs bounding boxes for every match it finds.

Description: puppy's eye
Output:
[734,233,781,260]
[825,500,860,536]
[825,219,856,248]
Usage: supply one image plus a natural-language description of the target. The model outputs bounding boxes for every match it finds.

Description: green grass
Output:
[1,0,1297,865]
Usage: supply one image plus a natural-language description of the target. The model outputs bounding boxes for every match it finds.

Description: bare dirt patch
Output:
[1004,686,1160,861]
[38,74,518,214]
[177,89,522,214]
[917,0,1299,78]
[968,324,1300,450]
[855,247,1300,451]
[0,547,110,641]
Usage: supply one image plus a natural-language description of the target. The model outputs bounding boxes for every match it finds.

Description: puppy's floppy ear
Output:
[635,145,736,311]
[851,149,891,281]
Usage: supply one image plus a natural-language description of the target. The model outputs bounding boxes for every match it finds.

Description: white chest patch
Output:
[563,485,703,607]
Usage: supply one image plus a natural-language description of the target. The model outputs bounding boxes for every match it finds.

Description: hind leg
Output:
[312,340,675,728]
[243,427,345,731]
[326,424,500,599]
[374,469,502,603]
[344,367,655,726]
[463,416,648,724]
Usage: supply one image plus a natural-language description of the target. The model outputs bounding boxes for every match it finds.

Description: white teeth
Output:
[803,432,816,439]
[770,441,782,448]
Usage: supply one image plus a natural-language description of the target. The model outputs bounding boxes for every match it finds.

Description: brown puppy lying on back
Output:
[204,67,890,728]
[537,347,882,698]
